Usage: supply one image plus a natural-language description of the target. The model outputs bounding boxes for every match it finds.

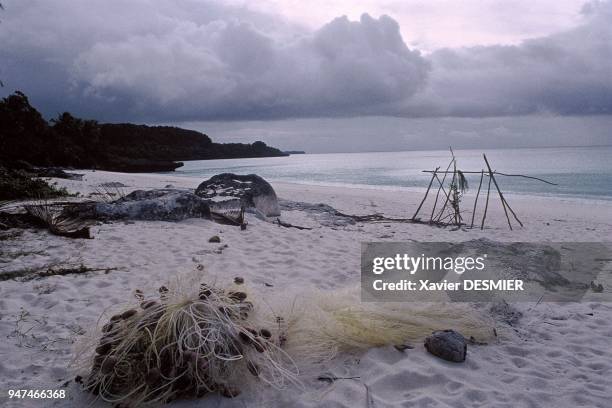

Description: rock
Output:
[95,189,210,221]
[209,235,221,243]
[195,173,280,217]
[424,330,467,362]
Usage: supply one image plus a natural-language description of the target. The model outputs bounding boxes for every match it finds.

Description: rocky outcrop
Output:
[95,189,210,221]
[195,173,280,217]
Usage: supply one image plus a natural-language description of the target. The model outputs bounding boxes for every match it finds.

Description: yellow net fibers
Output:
[279,286,495,363]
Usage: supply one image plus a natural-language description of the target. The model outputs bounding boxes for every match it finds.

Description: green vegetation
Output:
[0,166,68,200]
[0,91,287,172]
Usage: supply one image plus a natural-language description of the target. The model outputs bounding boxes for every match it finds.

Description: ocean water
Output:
[172,146,612,200]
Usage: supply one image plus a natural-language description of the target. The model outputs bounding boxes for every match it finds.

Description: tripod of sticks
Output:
[411,151,557,230]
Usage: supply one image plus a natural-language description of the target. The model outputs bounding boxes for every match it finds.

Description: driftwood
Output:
[422,170,558,186]
[412,166,439,220]
[480,174,492,230]
[0,264,118,282]
[430,157,455,222]
[414,150,555,230]
[470,170,484,228]
[484,154,512,230]
[275,219,312,230]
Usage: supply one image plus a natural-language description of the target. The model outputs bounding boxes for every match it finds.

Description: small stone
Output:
[234,277,244,285]
[209,235,221,243]
[424,330,467,362]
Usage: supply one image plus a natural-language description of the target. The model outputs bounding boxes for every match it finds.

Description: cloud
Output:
[0,0,428,121]
[0,0,611,121]
[410,0,612,116]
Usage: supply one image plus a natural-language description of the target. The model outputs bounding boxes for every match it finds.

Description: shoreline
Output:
[169,173,612,204]
[1,169,611,407]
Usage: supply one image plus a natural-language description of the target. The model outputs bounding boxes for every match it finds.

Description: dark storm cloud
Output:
[409,0,612,117]
[0,0,428,121]
[0,0,611,121]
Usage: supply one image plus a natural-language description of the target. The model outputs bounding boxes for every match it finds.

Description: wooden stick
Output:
[481,174,492,230]
[421,170,557,185]
[504,199,524,227]
[412,166,439,220]
[430,158,454,222]
[470,170,484,228]
[435,159,456,222]
[483,154,513,230]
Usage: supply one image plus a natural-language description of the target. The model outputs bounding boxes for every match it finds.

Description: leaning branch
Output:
[421,170,557,185]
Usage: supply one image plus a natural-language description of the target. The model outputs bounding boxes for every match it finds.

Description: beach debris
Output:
[234,277,245,285]
[489,300,523,326]
[590,281,604,293]
[208,235,221,243]
[424,330,467,362]
[209,204,246,228]
[214,244,229,254]
[0,264,118,282]
[393,343,414,352]
[317,373,360,384]
[24,201,93,238]
[77,278,298,405]
[468,336,488,346]
[99,181,127,188]
[279,200,415,228]
[412,149,556,230]
[275,218,312,230]
[195,173,281,217]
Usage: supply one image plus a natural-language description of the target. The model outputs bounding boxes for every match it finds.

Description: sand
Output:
[1,170,611,407]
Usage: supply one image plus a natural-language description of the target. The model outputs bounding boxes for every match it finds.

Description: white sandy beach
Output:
[1,170,612,407]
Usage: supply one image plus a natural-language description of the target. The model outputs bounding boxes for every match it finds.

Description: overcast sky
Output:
[1,0,611,151]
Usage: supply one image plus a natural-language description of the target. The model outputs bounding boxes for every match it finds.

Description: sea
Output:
[171,146,612,200]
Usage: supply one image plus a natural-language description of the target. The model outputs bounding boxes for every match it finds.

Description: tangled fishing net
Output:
[75,275,299,405]
[76,274,494,405]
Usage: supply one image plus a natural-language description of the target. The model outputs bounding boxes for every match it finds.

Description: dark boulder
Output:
[424,330,467,362]
[95,189,210,221]
[195,173,280,217]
